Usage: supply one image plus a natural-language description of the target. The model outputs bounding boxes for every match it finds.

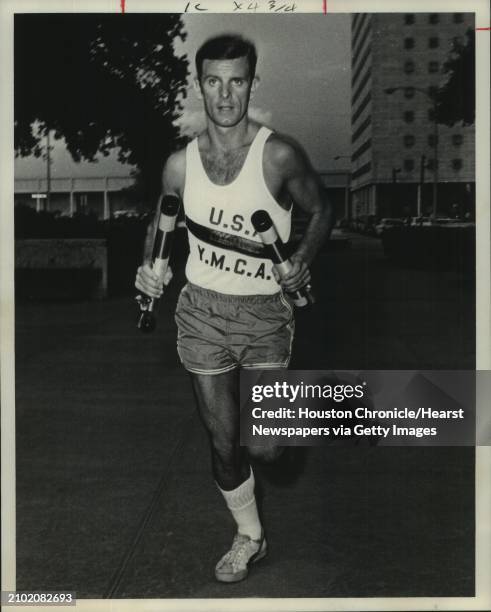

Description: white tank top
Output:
[183,126,291,295]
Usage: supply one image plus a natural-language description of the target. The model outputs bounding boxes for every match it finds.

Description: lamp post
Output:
[46,129,51,212]
[42,128,53,212]
[418,154,426,216]
[385,86,439,219]
[334,155,351,220]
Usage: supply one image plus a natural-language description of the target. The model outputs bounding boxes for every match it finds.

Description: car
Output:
[433,217,459,225]
[354,218,364,232]
[374,218,405,236]
[347,218,360,232]
[113,209,140,219]
[361,214,377,235]
[410,216,432,227]
[350,215,376,234]
[434,218,475,228]
[335,218,349,230]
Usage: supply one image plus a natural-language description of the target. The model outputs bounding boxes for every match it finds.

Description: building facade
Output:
[15,172,351,223]
[350,12,475,220]
[14,176,136,219]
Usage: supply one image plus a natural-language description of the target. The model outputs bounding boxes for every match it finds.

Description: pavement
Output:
[14,233,475,600]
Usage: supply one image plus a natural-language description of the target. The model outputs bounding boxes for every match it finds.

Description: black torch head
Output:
[160,195,181,216]
[137,310,156,333]
[251,209,273,233]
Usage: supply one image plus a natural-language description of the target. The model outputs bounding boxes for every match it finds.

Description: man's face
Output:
[195,56,257,128]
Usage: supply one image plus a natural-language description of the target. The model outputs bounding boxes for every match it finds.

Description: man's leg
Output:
[190,369,248,489]
[189,369,267,582]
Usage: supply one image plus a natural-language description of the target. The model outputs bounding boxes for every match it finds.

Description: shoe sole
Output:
[215,542,268,583]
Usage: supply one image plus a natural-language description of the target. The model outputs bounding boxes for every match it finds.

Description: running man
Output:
[135,34,334,583]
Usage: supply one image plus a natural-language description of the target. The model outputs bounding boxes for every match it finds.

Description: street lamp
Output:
[385,86,439,218]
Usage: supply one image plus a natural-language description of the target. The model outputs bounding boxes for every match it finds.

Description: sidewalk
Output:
[14,237,475,599]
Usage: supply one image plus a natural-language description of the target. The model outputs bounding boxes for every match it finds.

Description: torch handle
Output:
[136,195,180,331]
[251,209,315,308]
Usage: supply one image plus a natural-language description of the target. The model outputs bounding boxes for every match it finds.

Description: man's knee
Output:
[247,444,283,463]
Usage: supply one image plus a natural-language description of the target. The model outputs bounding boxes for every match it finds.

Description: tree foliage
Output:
[436,28,475,127]
[15,14,189,203]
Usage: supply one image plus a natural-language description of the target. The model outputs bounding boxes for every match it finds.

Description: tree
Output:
[436,28,475,127]
[15,14,189,204]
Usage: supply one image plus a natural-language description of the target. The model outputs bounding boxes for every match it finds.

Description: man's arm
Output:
[135,149,186,298]
[269,137,335,292]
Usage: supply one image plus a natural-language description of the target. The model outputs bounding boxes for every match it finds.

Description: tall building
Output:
[350,12,475,220]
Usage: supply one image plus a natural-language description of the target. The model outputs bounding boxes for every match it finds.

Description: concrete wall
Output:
[15,239,108,299]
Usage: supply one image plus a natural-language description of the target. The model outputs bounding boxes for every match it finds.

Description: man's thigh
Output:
[189,369,240,441]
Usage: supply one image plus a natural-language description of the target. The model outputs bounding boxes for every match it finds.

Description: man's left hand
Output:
[272,253,311,293]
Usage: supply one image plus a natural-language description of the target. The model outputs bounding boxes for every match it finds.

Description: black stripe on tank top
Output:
[185,216,268,259]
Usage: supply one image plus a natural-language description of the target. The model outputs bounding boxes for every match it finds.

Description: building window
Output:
[427,85,438,97]
[404,37,415,49]
[428,134,438,147]
[429,13,439,24]
[404,159,415,172]
[452,159,463,171]
[428,108,436,121]
[351,162,372,180]
[404,60,415,74]
[404,14,415,25]
[453,13,464,23]
[404,87,415,99]
[427,158,439,171]
[428,61,439,73]
[452,134,463,146]
[429,37,439,48]
[404,134,415,147]
[404,111,415,123]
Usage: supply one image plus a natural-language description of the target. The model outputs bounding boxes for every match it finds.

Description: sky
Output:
[14,12,351,179]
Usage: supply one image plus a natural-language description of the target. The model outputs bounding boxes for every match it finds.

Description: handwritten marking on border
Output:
[183,1,298,12]
[323,0,327,14]
[184,2,208,10]
[121,0,126,13]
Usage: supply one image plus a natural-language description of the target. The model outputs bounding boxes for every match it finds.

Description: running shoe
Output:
[215,532,267,583]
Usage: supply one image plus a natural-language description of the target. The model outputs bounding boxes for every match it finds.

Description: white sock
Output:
[217,468,262,541]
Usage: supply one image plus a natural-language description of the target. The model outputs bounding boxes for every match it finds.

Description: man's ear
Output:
[193,77,203,100]
[249,75,260,99]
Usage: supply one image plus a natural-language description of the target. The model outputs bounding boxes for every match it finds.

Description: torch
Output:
[136,194,180,332]
[251,209,314,308]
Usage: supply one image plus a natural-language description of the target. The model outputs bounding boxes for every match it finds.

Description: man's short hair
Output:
[196,34,258,81]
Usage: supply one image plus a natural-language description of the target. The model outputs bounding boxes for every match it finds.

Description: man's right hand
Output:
[135,263,173,299]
